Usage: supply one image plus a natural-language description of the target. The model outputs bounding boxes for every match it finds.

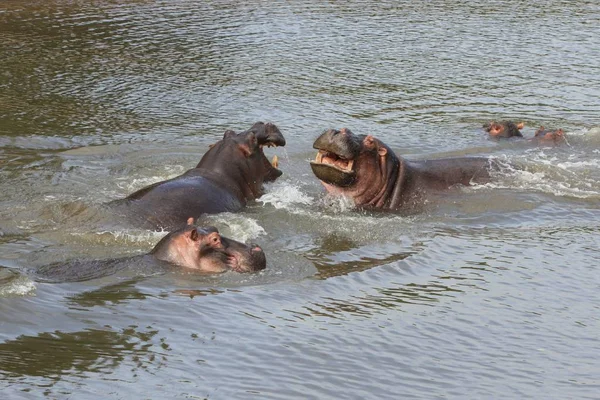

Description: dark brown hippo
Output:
[110,122,285,230]
[483,120,524,138]
[32,218,267,282]
[310,128,496,211]
[532,126,566,146]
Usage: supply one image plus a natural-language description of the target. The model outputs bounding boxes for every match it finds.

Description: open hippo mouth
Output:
[310,128,362,187]
[310,150,357,187]
[254,122,286,180]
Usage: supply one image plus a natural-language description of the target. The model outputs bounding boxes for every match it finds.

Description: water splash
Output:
[471,154,600,199]
[114,165,186,193]
[259,181,314,210]
[0,269,36,297]
[202,214,266,243]
[320,193,356,214]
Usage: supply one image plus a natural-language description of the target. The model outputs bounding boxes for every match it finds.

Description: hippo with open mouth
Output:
[110,122,285,230]
[32,218,266,283]
[310,128,496,211]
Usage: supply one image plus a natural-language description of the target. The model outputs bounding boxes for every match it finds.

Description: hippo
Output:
[110,122,285,230]
[483,121,524,138]
[31,218,267,283]
[532,126,566,146]
[310,128,497,211]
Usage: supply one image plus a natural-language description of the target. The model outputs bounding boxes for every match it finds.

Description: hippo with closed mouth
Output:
[483,121,524,138]
[110,122,286,230]
[32,218,266,283]
[310,128,497,211]
[532,126,567,146]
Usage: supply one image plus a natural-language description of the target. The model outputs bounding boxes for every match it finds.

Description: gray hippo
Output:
[110,122,286,230]
[32,218,266,283]
[483,120,524,138]
[484,121,567,146]
[310,128,498,211]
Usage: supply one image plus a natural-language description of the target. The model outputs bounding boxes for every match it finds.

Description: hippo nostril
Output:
[251,244,262,253]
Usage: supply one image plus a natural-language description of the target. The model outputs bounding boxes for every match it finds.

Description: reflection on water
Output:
[0,326,159,383]
[65,278,148,309]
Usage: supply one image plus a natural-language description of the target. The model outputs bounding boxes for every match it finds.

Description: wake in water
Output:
[474,145,600,199]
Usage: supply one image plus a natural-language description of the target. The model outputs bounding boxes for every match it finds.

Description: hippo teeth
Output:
[272,155,279,168]
[346,159,355,171]
[315,150,354,172]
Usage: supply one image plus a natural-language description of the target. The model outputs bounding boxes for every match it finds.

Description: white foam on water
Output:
[320,193,357,214]
[0,273,36,297]
[259,181,315,210]
[114,165,186,193]
[470,154,600,199]
[70,229,168,247]
[202,214,266,243]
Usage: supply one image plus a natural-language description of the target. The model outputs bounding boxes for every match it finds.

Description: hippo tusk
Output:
[346,159,355,172]
[272,155,279,168]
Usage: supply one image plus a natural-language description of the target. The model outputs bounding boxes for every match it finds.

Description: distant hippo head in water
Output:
[197,121,286,194]
[151,218,267,273]
[310,128,494,210]
[483,120,524,138]
[533,126,566,146]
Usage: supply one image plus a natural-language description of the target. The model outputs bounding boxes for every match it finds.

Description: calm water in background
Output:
[1,1,600,398]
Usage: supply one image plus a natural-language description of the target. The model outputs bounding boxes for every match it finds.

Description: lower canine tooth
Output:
[347,159,355,171]
[272,155,279,168]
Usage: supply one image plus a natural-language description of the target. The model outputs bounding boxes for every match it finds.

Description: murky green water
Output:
[1,1,600,398]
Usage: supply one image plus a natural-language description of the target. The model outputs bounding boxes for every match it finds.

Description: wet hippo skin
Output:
[484,121,566,146]
[310,128,500,211]
[31,218,267,283]
[532,126,566,145]
[483,120,524,138]
[110,122,285,230]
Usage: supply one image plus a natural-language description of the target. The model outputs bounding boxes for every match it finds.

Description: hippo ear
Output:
[535,126,544,136]
[238,131,258,157]
[223,130,237,140]
[363,135,376,150]
[186,217,195,226]
[556,129,564,136]
[190,228,199,241]
[516,122,525,130]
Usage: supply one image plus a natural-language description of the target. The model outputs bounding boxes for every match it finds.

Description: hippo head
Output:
[310,128,400,206]
[150,218,266,273]
[483,121,524,138]
[196,122,286,199]
[534,126,566,146]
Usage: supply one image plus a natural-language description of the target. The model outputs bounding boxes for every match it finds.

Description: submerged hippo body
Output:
[110,122,285,230]
[32,218,266,283]
[310,128,497,211]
